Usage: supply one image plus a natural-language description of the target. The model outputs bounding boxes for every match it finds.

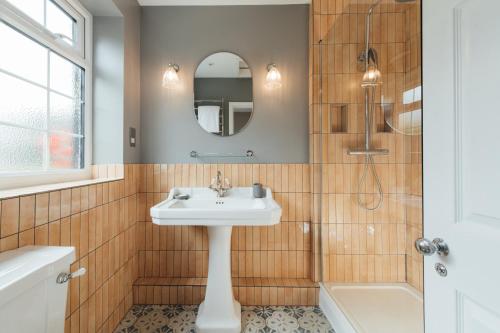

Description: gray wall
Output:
[140,5,309,163]
[93,17,124,164]
[91,0,141,164]
[113,0,142,163]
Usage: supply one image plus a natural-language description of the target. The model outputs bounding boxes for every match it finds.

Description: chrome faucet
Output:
[209,171,231,197]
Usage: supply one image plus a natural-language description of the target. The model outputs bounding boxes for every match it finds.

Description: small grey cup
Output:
[253,183,265,198]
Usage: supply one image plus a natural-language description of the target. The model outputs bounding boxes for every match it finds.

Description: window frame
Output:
[0,0,93,190]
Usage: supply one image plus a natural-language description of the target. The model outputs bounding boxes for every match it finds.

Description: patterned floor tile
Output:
[114,305,335,333]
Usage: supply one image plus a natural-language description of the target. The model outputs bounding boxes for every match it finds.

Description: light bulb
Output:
[162,64,180,89]
[266,64,282,89]
[361,65,382,87]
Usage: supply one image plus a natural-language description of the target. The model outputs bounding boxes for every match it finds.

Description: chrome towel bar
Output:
[190,150,254,158]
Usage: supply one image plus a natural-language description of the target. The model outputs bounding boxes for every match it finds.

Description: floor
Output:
[114,305,335,333]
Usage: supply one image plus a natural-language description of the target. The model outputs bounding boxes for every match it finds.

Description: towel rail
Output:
[195,98,224,134]
[190,150,254,159]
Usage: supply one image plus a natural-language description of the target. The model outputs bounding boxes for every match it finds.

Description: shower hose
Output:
[358,86,384,211]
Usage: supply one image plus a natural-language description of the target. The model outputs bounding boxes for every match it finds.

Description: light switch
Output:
[129,127,136,147]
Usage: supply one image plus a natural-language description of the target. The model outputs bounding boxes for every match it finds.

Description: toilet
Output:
[0,246,76,333]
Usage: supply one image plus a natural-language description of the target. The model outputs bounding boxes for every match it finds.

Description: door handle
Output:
[415,238,449,256]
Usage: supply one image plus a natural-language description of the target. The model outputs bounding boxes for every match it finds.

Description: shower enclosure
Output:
[311,0,423,332]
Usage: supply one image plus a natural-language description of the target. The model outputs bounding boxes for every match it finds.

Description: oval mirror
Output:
[194,52,253,136]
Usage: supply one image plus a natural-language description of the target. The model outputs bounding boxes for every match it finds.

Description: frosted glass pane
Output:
[49,133,83,169]
[0,22,48,86]
[0,72,47,130]
[50,52,82,98]
[0,125,45,172]
[6,0,44,25]
[47,0,75,45]
[50,92,82,134]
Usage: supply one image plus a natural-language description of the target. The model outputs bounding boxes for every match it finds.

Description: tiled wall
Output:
[136,164,312,279]
[404,0,423,291]
[133,163,318,305]
[310,0,423,287]
[0,165,140,333]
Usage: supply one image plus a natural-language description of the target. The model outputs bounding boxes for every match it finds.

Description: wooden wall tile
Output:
[35,193,49,226]
[1,198,19,237]
[19,195,35,232]
[49,191,61,222]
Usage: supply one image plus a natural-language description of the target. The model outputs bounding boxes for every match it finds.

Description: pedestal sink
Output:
[150,187,281,333]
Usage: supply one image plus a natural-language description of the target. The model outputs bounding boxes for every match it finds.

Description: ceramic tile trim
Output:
[0,164,125,200]
[133,276,320,306]
[0,177,124,200]
[133,285,319,306]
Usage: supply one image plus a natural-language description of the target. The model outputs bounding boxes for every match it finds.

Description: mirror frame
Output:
[193,51,254,137]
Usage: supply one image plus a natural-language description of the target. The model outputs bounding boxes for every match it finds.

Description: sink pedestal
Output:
[195,226,241,333]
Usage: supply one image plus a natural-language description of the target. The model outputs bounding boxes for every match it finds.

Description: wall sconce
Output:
[265,63,282,89]
[162,64,180,89]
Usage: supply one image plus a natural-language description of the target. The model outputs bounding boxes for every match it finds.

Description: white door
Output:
[423,0,500,332]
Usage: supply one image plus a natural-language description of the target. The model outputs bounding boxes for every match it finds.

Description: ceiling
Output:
[138,0,310,5]
[79,0,121,16]
[80,0,310,15]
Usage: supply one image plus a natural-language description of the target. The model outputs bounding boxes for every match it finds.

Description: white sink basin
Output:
[150,187,281,333]
[151,187,281,226]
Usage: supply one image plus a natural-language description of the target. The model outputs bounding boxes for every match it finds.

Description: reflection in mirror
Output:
[383,85,422,136]
[194,52,253,137]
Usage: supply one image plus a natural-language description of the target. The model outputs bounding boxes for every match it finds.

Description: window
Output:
[0,0,91,188]
[5,0,84,52]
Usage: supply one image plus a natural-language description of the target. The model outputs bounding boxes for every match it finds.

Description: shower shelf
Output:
[376,103,395,133]
[348,148,389,156]
[328,103,348,133]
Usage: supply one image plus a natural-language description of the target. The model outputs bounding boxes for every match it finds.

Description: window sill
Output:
[0,176,124,200]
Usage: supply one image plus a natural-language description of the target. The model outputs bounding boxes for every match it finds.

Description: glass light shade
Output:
[361,65,382,87]
[265,64,282,89]
[162,64,180,88]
